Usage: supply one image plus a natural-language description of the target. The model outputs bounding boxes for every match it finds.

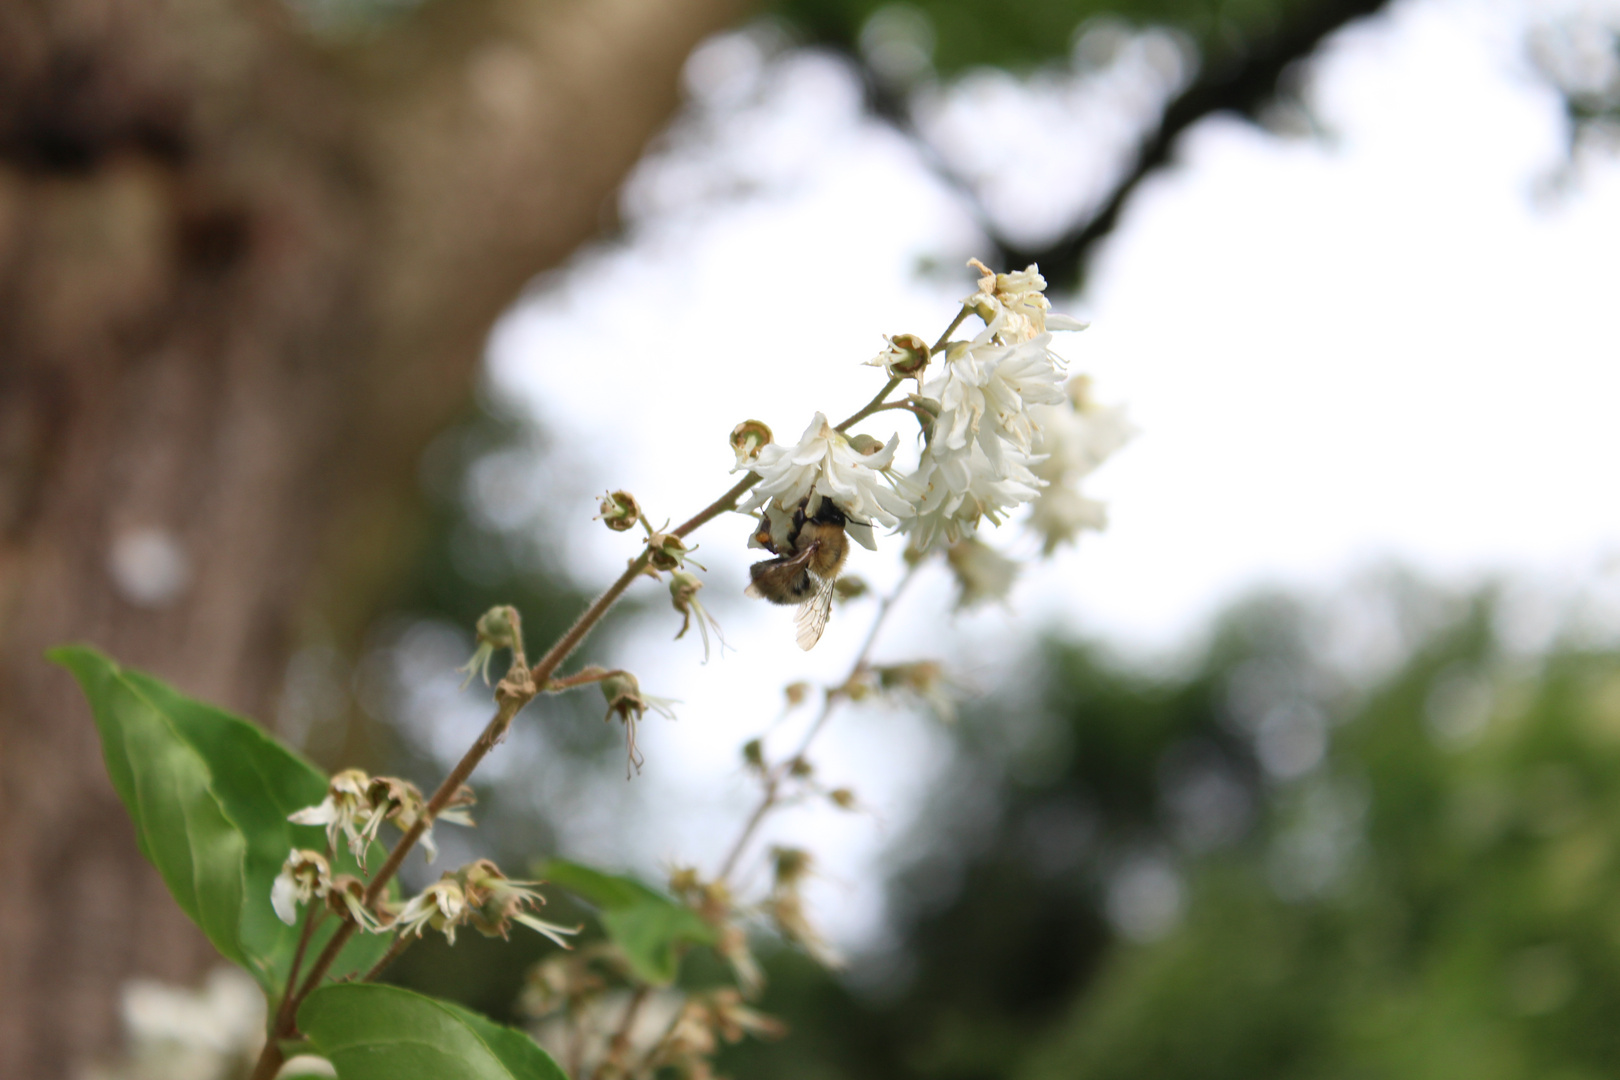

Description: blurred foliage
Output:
[717,579,1620,1080]
[769,0,1353,74]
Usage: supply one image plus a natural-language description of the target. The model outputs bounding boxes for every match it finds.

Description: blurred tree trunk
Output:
[0,0,744,1074]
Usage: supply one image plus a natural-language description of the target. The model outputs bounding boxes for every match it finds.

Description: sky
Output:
[401,0,1620,950]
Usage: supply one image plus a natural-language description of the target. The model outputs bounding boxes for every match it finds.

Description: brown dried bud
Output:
[742,738,766,772]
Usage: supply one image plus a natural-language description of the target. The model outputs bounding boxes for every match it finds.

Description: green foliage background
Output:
[714,583,1620,1080]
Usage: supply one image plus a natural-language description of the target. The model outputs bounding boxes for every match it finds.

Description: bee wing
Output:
[794,574,838,651]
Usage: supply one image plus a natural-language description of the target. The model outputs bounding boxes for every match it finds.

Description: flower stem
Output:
[594,985,651,1080]
[361,933,416,983]
[835,377,902,434]
[931,305,970,354]
[714,562,920,884]
[249,471,774,1080]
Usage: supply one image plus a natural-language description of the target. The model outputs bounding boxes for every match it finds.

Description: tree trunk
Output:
[0,0,744,1074]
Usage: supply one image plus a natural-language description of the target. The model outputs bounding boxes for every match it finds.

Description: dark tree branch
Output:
[862,0,1393,291]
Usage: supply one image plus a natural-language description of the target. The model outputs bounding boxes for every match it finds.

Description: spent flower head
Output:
[596,490,642,532]
[866,333,931,378]
[357,775,474,864]
[600,671,679,777]
[459,859,582,948]
[288,768,374,864]
[670,569,729,662]
[325,874,384,933]
[393,878,468,944]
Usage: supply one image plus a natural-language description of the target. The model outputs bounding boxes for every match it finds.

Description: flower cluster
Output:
[286,768,474,868]
[736,259,1126,566]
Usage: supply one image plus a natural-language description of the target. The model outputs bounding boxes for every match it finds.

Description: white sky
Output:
[458,0,1620,949]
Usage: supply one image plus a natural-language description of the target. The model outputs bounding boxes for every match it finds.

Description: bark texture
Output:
[0,0,744,1074]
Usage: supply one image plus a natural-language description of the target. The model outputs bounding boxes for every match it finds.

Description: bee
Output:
[746,496,852,650]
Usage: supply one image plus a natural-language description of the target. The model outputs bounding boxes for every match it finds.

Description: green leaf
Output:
[51,646,393,993]
[539,858,716,985]
[300,983,567,1080]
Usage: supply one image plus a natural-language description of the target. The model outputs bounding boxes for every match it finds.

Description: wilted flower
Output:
[670,569,728,662]
[270,849,331,926]
[460,860,582,948]
[866,333,931,378]
[324,875,384,933]
[600,671,678,777]
[393,879,468,944]
[357,776,475,864]
[644,529,692,573]
[288,769,374,864]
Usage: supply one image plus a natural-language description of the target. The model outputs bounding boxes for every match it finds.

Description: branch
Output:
[861,0,1393,291]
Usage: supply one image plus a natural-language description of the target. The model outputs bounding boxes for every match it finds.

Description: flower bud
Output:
[458,606,523,687]
[741,738,766,772]
[730,420,774,469]
[845,434,886,460]
[788,757,813,779]
[828,788,857,810]
[783,681,811,707]
[833,575,868,602]
[771,846,813,888]
[596,490,641,532]
[475,605,520,650]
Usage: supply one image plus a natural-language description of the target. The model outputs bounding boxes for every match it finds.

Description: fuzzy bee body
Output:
[746,497,851,649]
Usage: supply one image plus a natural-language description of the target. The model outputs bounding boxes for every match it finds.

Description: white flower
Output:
[1025,377,1135,555]
[965,259,1088,344]
[287,769,373,864]
[738,412,912,533]
[898,442,1042,552]
[117,968,266,1073]
[1027,485,1110,555]
[1030,376,1137,486]
[394,880,468,944]
[271,849,332,926]
[946,538,1020,609]
[928,333,1067,465]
